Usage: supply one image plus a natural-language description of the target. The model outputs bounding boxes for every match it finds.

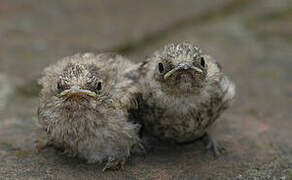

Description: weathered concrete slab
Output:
[0,74,12,116]
[0,0,235,83]
[0,0,292,179]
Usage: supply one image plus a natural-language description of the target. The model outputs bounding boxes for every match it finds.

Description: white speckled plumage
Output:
[134,42,235,144]
[37,53,141,170]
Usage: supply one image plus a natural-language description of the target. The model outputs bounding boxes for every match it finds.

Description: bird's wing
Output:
[137,57,152,80]
[204,54,235,107]
[118,82,141,110]
[203,54,222,78]
[104,55,142,111]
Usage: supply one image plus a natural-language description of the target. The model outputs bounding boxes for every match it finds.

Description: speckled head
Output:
[152,42,207,95]
[40,54,106,110]
[56,62,103,100]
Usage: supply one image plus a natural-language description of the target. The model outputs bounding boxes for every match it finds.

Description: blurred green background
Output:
[0,0,291,179]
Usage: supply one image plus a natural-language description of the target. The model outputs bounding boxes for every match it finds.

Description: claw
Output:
[206,132,221,157]
[34,137,50,153]
[102,157,126,172]
[131,143,147,156]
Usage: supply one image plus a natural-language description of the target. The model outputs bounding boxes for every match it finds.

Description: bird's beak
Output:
[58,85,97,98]
[164,62,203,80]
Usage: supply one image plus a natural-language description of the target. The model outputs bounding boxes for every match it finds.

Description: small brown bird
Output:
[133,42,235,155]
[37,53,141,170]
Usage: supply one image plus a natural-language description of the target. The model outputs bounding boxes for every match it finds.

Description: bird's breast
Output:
[145,92,218,142]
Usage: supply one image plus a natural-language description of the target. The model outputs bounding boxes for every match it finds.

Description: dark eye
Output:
[200,57,205,67]
[96,82,102,91]
[158,63,164,73]
[57,82,63,91]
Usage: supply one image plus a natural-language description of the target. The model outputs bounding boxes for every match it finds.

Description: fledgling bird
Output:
[37,53,141,170]
[133,42,235,155]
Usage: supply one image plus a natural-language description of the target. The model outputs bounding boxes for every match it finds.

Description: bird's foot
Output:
[34,136,51,153]
[205,132,221,157]
[102,157,127,171]
[61,148,77,157]
[131,143,147,156]
[139,132,162,153]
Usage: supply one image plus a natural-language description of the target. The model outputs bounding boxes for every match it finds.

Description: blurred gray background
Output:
[0,0,291,179]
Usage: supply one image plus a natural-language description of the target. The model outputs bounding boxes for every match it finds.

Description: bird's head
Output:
[56,62,103,103]
[39,54,108,110]
[150,42,207,96]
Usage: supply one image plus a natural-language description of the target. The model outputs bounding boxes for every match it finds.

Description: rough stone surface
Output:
[0,0,234,83]
[0,0,292,179]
